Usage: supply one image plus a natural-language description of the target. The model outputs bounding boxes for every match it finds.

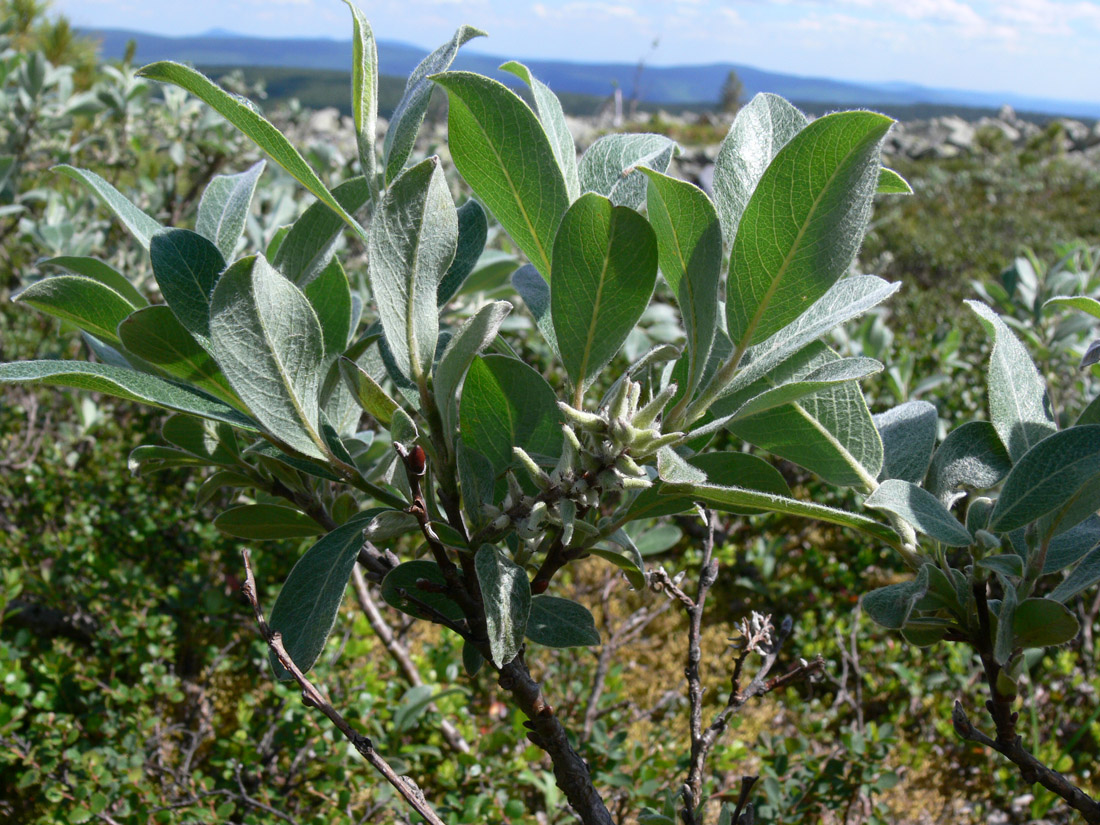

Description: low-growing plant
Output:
[3,4,1100,824]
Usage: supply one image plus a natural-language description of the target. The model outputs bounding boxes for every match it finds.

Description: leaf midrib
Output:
[576,211,618,390]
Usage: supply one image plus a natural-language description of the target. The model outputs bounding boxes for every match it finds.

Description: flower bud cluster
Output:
[483,377,684,546]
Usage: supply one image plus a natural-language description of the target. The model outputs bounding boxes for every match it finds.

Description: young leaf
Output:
[994,583,1018,665]
[864,479,973,547]
[209,255,327,459]
[433,71,568,280]
[873,400,938,484]
[551,193,658,396]
[526,596,600,648]
[14,275,135,346]
[578,133,678,211]
[150,228,227,347]
[862,565,930,630]
[162,414,238,464]
[641,169,722,400]
[137,62,367,241]
[1044,295,1100,321]
[459,354,564,477]
[636,449,790,519]
[384,26,486,184]
[273,176,372,286]
[500,60,580,201]
[475,545,531,667]
[268,510,387,677]
[213,504,326,540]
[712,93,807,248]
[0,360,257,430]
[40,256,147,308]
[989,425,1100,533]
[437,199,488,306]
[341,0,378,183]
[726,111,892,350]
[434,300,513,433]
[53,164,162,249]
[1012,598,1080,647]
[924,420,1012,505]
[368,156,457,384]
[196,160,265,260]
[966,300,1056,462]
[664,480,900,548]
[117,305,240,405]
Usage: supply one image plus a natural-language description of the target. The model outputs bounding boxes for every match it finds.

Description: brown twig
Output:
[239,549,448,825]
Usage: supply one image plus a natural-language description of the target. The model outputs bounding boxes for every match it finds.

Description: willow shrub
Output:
[3,4,1100,824]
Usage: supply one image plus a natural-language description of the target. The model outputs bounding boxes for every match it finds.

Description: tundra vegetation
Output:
[2,3,1100,824]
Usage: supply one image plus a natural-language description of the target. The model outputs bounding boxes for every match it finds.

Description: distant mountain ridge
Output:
[82,27,1100,120]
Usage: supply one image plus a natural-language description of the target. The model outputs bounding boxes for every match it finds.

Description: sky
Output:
[52,0,1100,105]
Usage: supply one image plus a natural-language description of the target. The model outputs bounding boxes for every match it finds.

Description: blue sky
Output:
[54,0,1100,104]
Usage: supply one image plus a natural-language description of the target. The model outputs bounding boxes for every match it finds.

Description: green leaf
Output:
[500,61,580,201]
[925,420,1012,505]
[381,560,465,623]
[384,26,485,183]
[994,583,1018,665]
[136,62,367,242]
[209,255,327,459]
[1044,516,1100,574]
[634,450,790,519]
[127,445,207,476]
[268,510,387,677]
[40,256,147,308]
[214,504,325,540]
[150,228,227,347]
[462,639,484,675]
[475,545,531,667]
[433,71,568,280]
[273,176,372,286]
[53,164,162,249]
[712,93,807,248]
[726,111,892,350]
[587,544,646,589]
[369,156,457,383]
[715,275,900,402]
[1012,598,1079,647]
[876,167,912,194]
[641,169,722,400]
[526,596,600,647]
[874,400,938,484]
[864,479,973,547]
[303,258,352,358]
[434,300,513,433]
[511,264,559,354]
[719,343,883,489]
[697,355,882,437]
[551,193,658,394]
[14,275,134,346]
[342,0,378,184]
[666,480,900,548]
[1044,295,1100,321]
[977,554,1025,579]
[989,425,1100,533]
[118,306,240,405]
[338,356,399,427]
[578,133,678,211]
[196,160,265,260]
[459,354,563,477]
[1050,546,1100,603]
[162,414,238,464]
[862,565,930,630]
[437,199,488,306]
[966,300,1056,462]
[0,360,257,430]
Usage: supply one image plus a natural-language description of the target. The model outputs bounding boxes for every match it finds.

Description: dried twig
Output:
[239,549,448,825]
